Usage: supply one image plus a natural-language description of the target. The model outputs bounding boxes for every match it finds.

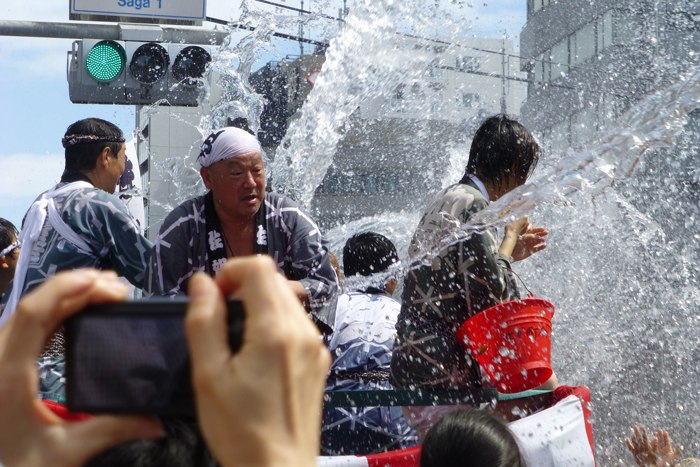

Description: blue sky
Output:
[0,0,525,227]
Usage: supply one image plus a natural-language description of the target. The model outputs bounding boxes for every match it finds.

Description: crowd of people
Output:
[0,114,676,466]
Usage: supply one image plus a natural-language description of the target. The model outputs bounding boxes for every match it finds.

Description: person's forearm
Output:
[498,228,519,259]
[287,280,309,307]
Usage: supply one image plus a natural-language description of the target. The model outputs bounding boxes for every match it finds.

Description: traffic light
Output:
[68,39,213,106]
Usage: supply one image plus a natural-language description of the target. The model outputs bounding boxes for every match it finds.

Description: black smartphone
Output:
[64,298,244,417]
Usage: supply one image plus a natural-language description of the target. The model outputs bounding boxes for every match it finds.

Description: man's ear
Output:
[200,167,212,190]
[0,256,8,270]
[97,146,112,169]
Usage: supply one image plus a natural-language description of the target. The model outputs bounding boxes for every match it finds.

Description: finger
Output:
[185,272,230,384]
[216,257,311,332]
[642,426,650,447]
[632,425,641,442]
[3,270,128,368]
[59,415,163,466]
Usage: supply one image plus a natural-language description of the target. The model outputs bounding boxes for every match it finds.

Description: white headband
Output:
[0,240,20,257]
[198,127,262,168]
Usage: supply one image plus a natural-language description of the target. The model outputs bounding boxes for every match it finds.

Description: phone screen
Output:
[65,298,244,416]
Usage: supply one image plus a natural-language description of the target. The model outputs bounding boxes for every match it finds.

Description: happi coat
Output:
[322,290,417,455]
[389,178,520,390]
[145,191,338,333]
[1,170,153,356]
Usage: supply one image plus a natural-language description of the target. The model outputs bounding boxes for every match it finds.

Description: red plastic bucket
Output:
[456,298,555,394]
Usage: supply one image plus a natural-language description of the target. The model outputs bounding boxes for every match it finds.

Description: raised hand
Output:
[0,270,163,467]
[511,226,548,262]
[627,425,681,467]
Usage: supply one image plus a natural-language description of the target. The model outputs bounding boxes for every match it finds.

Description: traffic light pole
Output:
[0,21,229,45]
[0,20,327,47]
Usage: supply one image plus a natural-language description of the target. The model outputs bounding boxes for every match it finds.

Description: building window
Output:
[533,0,549,13]
[388,86,405,113]
[534,54,544,83]
[456,56,480,72]
[425,66,445,79]
[551,40,568,79]
[318,173,416,195]
[462,93,480,108]
[574,22,596,65]
[613,10,643,45]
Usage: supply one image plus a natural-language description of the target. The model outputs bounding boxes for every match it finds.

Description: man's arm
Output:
[285,280,309,307]
[459,198,519,307]
[88,193,153,288]
[286,236,338,334]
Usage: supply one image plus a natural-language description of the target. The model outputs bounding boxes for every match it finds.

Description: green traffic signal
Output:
[86,40,127,82]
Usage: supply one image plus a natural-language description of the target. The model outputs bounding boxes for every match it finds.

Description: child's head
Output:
[466,114,540,194]
[420,409,523,467]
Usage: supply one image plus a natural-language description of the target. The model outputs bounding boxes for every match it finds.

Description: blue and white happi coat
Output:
[322,291,417,455]
[145,191,338,333]
[1,173,153,357]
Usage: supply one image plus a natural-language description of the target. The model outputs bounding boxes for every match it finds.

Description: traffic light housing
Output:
[68,39,213,106]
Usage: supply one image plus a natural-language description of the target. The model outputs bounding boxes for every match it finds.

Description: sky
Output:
[0,0,526,227]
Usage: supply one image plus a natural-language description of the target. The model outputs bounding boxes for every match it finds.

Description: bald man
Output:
[146,127,338,333]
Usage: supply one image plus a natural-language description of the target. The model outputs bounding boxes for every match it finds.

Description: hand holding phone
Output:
[0,270,164,467]
[186,256,331,467]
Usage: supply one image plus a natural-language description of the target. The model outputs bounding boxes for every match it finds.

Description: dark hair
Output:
[64,118,123,172]
[83,419,216,467]
[0,218,18,256]
[420,409,524,467]
[466,114,540,190]
[343,232,398,277]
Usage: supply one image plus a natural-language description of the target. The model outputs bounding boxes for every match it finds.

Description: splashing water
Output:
[140,0,700,461]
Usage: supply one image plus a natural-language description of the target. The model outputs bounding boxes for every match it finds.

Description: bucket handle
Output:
[509,269,533,297]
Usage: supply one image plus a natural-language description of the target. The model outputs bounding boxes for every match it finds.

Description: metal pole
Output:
[0,20,229,45]
[501,36,507,114]
[299,0,304,56]
[206,16,328,47]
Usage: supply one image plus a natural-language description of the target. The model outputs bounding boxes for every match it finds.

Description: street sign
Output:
[70,0,206,23]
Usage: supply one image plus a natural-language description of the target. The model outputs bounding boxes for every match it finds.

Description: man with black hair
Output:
[390,115,551,438]
[0,218,20,300]
[1,118,152,357]
[322,232,417,455]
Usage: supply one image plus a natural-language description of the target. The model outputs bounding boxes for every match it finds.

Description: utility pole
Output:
[299,0,304,56]
[501,35,507,114]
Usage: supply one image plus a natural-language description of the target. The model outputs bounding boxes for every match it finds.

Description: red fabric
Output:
[546,385,595,464]
[365,446,421,467]
[40,400,93,422]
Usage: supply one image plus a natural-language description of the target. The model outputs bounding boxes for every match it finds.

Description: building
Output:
[519,0,700,153]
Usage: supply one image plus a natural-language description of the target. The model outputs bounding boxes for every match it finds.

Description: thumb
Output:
[57,415,163,466]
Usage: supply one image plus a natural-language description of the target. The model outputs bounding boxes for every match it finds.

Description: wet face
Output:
[201,153,266,222]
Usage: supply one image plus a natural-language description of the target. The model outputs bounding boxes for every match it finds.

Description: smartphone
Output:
[64,298,244,417]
